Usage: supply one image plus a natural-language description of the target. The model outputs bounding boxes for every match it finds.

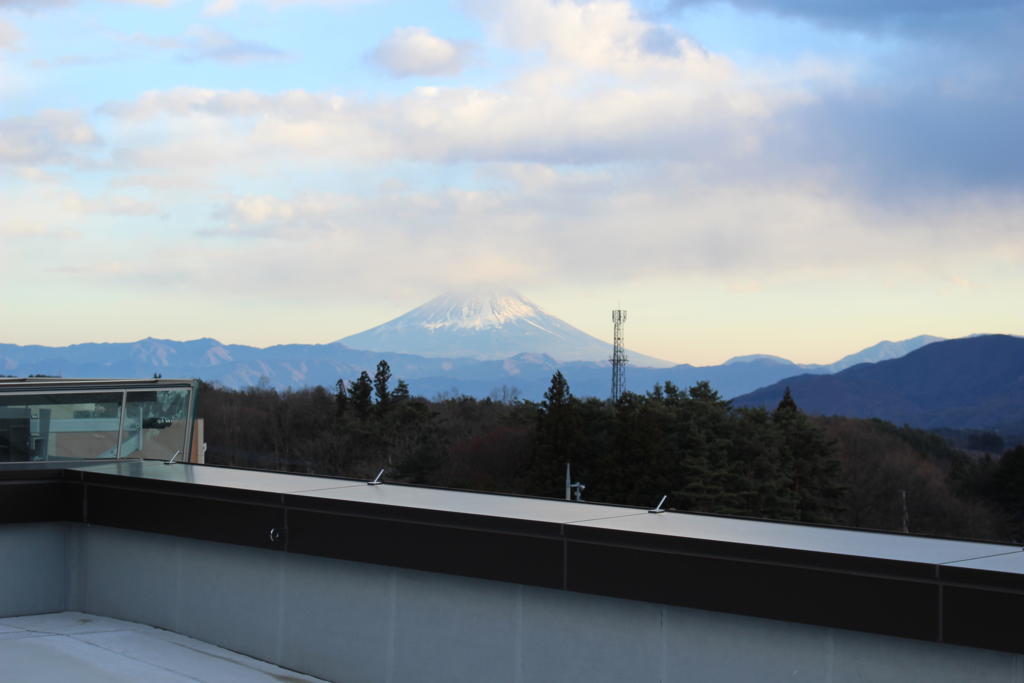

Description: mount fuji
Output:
[339,288,673,367]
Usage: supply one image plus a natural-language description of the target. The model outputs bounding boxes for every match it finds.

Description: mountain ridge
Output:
[732,335,1024,436]
[0,332,959,402]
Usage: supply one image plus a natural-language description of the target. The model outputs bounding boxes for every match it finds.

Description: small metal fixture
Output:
[164,449,182,465]
[900,489,909,533]
[648,494,668,513]
[565,463,585,501]
[269,527,281,543]
[368,468,385,486]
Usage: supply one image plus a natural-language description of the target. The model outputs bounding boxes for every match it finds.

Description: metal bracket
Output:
[368,468,384,486]
[164,449,182,465]
[648,494,668,513]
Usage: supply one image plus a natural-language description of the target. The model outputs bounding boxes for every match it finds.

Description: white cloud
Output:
[107,26,286,63]
[203,0,238,15]
[97,40,795,168]
[63,0,1020,203]
[95,0,798,171]
[190,167,1023,304]
[72,193,162,216]
[0,21,21,50]
[474,0,712,73]
[4,0,1020,314]
[263,0,368,7]
[369,27,468,77]
[4,0,360,11]
[30,55,118,68]
[0,110,99,165]
[202,0,368,14]
[0,0,74,10]
[180,26,286,63]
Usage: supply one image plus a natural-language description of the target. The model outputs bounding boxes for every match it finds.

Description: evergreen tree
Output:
[523,372,581,497]
[604,391,674,505]
[673,382,736,513]
[992,446,1024,518]
[544,370,571,408]
[348,371,373,420]
[773,389,844,523]
[387,396,443,482]
[689,380,725,404]
[334,379,348,418]
[374,360,392,411]
[776,386,798,413]
[731,407,797,519]
[392,379,410,403]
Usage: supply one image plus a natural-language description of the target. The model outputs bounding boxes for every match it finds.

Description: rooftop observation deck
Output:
[0,611,325,682]
[1,379,1023,681]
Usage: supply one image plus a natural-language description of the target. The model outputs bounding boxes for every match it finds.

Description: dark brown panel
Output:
[0,481,81,523]
[80,469,284,506]
[288,508,564,589]
[943,586,1024,653]
[939,564,1024,593]
[0,469,66,482]
[86,485,285,550]
[567,541,939,641]
[284,493,564,539]
[565,525,937,581]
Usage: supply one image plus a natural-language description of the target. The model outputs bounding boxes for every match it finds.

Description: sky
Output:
[1,0,1021,366]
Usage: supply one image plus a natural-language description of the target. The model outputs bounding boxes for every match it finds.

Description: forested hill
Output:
[732,335,1024,436]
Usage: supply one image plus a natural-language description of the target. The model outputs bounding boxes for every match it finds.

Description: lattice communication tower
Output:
[611,309,628,401]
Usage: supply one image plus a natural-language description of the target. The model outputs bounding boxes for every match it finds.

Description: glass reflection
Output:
[0,386,193,463]
[120,389,191,462]
[0,393,122,461]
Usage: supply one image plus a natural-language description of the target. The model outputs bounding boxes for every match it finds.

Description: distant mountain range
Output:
[724,335,943,375]
[4,291,1016,438]
[0,286,967,405]
[0,333,945,403]
[733,335,1024,437]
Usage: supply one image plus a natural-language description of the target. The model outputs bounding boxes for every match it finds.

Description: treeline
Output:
[196,362,1014,542]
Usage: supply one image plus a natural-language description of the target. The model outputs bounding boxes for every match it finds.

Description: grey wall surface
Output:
[2,522,1023,683]
[0,522,69,617]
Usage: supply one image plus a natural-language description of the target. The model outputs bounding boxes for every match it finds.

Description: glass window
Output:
[0,393,122,462]
[120,389,191,462]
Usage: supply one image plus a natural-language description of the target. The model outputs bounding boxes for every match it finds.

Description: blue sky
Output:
[1,0,1021,365]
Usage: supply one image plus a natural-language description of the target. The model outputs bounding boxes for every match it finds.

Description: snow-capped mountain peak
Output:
[406,288,550,332]
[339,287,672,366]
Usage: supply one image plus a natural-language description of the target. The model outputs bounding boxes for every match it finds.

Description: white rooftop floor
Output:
[0,611,326,682]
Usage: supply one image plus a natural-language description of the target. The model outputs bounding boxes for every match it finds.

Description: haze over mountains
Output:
[0,287,954,404]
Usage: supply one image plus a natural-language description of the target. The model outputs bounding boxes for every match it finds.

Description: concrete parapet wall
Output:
[0,523,68,617]
[1,522,1021,683]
